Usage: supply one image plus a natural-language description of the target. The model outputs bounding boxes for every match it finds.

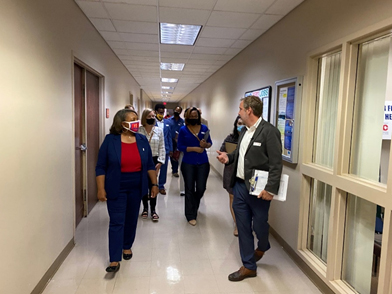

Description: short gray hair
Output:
[241,96,263,117]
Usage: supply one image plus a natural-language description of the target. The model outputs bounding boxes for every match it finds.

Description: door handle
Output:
[79,144,87,151]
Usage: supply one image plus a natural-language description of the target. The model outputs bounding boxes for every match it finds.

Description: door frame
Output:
[71,54,105,232]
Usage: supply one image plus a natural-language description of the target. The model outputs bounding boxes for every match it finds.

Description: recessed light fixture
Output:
[161,78,178,83]
[160,63,185,71]
[162,86,175,90]
[162,91,172,94]
[160,23,202,46]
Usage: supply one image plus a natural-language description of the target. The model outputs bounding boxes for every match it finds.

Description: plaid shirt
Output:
[139,126,166,164]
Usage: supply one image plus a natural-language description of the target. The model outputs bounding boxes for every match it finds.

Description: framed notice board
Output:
[275,77,302,163]
[245,86,272,121]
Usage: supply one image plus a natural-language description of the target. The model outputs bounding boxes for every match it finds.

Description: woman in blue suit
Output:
[96,109,158,273]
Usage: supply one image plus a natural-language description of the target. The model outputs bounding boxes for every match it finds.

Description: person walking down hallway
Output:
[139,108,166,221]
[168,106,184,178]
[219,116,244,236]
[177,107,212,226]
[95,109,158,273]
[154,104,173,195]
[217,96,282,281]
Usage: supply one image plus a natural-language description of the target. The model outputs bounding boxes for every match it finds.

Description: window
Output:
[313,52,341,168]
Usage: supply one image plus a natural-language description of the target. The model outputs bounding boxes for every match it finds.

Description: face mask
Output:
[146,118,155,125]
[123,120,140,133]
[156,114,164,121]
[237,125,244,132]
[188,119,198,126]
[174,112,180,117]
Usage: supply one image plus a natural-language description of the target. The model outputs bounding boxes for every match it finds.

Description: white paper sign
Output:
[249,170,289,202]
[383,101,392,140]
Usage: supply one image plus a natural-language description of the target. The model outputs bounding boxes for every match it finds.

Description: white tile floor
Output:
[43,169,322,294]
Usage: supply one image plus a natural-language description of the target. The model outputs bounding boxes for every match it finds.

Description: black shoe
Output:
[180,192,185,196]
[106,263,120,273]
[123,252,133,260]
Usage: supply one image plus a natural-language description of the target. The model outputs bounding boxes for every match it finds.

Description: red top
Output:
[121,142,142,172]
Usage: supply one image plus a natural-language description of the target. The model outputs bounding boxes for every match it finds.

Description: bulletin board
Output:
[245,86,272,121]
[275,77,303,163]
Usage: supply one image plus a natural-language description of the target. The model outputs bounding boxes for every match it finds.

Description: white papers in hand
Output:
[249,170,289,201]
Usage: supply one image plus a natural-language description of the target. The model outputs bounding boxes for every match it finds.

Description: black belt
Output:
[236,177,245,183]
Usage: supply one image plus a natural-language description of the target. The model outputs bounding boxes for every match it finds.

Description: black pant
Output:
[142,156,158,213]
[170,139,179,173]
[181,161,210,221]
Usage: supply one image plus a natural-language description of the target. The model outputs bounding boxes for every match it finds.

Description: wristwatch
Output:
[151,184,159,187]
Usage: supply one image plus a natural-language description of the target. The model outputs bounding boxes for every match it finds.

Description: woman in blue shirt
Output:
[177,107,212,226]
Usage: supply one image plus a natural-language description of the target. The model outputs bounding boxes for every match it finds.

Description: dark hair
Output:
[232,116,242,141]
[175,106,183,112]
[155,104,166,111]
[184,107,201,126]
[241,95,263,117]
[109,109,138,134]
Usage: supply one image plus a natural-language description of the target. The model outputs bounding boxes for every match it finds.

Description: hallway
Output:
[42,169,321,294]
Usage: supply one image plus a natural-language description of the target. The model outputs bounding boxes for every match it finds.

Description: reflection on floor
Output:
[43,169,322,294]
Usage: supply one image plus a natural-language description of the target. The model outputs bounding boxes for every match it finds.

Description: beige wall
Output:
[181,0,392,251]
[0,1,143,293]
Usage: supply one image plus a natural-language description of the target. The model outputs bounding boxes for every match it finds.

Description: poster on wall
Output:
[245,86,272,122]
[275,77,303,163]
[383,101,392,140]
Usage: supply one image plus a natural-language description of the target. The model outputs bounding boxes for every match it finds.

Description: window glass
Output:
[307,179,332,263]
[313,52,341,168]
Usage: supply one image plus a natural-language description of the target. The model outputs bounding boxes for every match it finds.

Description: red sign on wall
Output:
[106,108,109,118]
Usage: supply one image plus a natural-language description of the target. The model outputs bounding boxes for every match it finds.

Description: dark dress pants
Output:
[232,179,271,271]
[142,156,158,212]
[170,139,179,173]
[181,161,210,221]
[106,172,141,262]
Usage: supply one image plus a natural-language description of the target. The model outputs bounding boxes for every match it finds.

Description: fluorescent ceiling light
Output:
[162,91,172,94]
[160,63,185,71]
[160,23,202,46]
[161,78,178,83]
[162,86,174,90]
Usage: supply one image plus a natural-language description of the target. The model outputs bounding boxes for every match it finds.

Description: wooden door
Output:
[74,63,84,227]
[86,70,99,214]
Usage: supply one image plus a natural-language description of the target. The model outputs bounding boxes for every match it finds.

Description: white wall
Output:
[0,1,144,293]
[181,0,392,250]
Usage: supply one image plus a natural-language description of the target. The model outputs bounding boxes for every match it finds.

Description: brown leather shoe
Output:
[254,248,264,262]
[159,189,166,195]
[228,266,256,281]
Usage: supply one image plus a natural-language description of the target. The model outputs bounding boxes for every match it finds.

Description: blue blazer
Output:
[95,133,155,199]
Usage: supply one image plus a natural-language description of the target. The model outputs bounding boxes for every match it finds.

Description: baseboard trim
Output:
[269,227,334,294]
[31,238,75,294]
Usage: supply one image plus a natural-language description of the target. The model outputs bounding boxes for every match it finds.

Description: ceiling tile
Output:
[160,44,194,53]
[120,33,158,43]
[189,54,220,60]
[107,41,126,49]
[131,56,160,62]
[112,20,158,34]
[214,0,275,14]
[266,0,304,15]
[160,58,188,63]
[207,11,260,28]
[251,14,283,30]
[186,59,215,65]
[100,31,122,41]
[102,0,157,5]
[200,27,246,39]
[161,52,191,59]
[193,47,227,54]
[104,3,157,21]
[89,18,116,31]
[127,50,159,57]
[224,48,242,55]
[240,29,266,40]
[125,43,159,51]
[159,0,216,10]
[231,39,252,49]
[75,1,109,18]
[218,55,234,61]
[113,48,131,55]
[196,37,235,48]
[159,7,211,25]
